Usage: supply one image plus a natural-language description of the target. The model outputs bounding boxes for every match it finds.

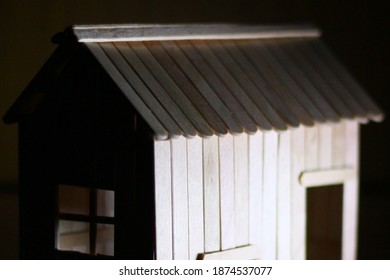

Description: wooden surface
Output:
[203,136,220,253]
[267,39,339,123]
[277,131,291,259]
[342,121,359,259]
[152,122,360,260]
[217,41,291,130]
[234,134,249,247]
[154,141,172,259]
[187,137,204,260]
[171,138,189,259]
[219,135,236,250]
[291,126,306,259]
[160,41,242,135]
[192,41,272,131]
[262,131,278,259]
[129,42,214,137]
[85,43,169,140]
[146,41,228,136]
[310,40,383,122]
[198,245,261,260]
[300,168,356,187]
[114,42,197,138]
[246,41,315,127]
[318,124,333,169]
[178,41,257,134]
[248,133,263,255]
[72,24,320,42]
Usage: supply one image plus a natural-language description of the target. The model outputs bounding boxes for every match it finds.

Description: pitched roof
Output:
[4,24,384,140]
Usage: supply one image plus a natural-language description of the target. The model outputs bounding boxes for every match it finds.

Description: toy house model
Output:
[3,24,383,260]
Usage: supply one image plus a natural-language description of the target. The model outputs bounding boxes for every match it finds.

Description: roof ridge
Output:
[67,23,321,43]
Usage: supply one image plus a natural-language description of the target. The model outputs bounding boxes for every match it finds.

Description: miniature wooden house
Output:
[4,24,384,260]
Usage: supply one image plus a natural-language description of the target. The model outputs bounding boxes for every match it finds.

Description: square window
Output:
[57,184,115,257]
[96,224,114,256]
[58,185,89,215]
[57,220,89,254]
[97,190,115,217]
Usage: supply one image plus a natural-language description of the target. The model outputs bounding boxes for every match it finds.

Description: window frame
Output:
[56,184,115,257]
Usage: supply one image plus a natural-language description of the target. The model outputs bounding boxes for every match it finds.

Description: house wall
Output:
[154,120,359,260]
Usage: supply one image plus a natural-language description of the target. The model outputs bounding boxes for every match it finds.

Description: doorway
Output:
[306,184,343,260]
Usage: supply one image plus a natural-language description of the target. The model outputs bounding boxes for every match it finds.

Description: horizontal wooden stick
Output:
[71,24,321,42]
[299,168,356,187]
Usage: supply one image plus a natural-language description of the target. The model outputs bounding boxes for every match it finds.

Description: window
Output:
[56,184,115,256]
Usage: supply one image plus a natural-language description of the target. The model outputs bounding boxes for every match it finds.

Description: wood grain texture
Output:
[248,132,263,254]
[277,131,291,259]
[218,41,291,130]
[300,168,356,187]
[192,41,272,131]
[114,42,197,138]
[282,42,354,119]
[219,135,236,250]
[299,42,366,118]
[85,43,169,140]
[342,121,359,259]
[171,137,189,259]
[267,39,339,123]
[310,40,383,122]
[262,41,327,123]
[73,24,320,42]
[262,131,278,259]
[129,42,214,137]
[187,137,205,260]
[160,41,242,135]
[234,133,249,247]
[145,41,228,136]
[305,126,318,171]
[332,121,346,168]
[177,41,257,134]
[318,124,332,169]
[154,141,173,259]
[203,136,220,252]
[98,42,183,137]
[290,126,306,259]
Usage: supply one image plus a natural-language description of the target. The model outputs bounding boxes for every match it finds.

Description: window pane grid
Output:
[57,184,115,257]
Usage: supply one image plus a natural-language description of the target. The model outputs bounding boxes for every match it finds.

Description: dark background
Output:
[0,0,389,259]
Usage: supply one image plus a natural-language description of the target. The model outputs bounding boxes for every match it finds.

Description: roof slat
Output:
[85,43,169,140]
[281,41,355,119]
[298,40,367,119]
[266,39,340,123]
[238,40,315,127]
[259,41,328,123]
[206,40,292,130]
[145,41,229,136]
[159,41,243,135]
[128,42,214,137]
[176,40,258,134]
[99,42,184,137]
[217,40,297,129]
[309,40,384,122]
[190,41,273,131]
[113,42,198,138]
[7,24,383,140]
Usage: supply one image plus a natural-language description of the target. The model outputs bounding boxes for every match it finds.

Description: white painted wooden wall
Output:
[154,121,359,260]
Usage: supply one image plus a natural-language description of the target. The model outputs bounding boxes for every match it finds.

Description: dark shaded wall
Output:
[0,0,388,259]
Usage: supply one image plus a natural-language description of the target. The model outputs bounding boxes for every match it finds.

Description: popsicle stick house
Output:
[4,24,384,260]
